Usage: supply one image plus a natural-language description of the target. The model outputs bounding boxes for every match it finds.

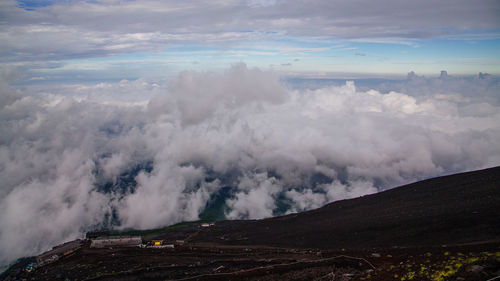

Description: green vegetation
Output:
[198,186,231,221]
[360,250,500,281]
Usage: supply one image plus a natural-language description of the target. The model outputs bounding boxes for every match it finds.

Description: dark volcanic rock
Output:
[192,166,500,249]
[3,166,499,281]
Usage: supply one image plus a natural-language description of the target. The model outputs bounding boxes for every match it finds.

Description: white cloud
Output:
[247,0,278,8]
[226,173,282,219]
[1,0,498,62]
[0,64,500,271]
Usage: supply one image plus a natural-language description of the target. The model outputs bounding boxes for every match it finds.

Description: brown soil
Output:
[3,166,500,281]
[4,242,500,280]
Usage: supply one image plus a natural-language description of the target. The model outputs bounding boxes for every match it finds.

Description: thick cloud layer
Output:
[1,64,500,270]
[1,0,499,62]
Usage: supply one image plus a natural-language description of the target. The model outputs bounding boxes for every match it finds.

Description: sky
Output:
[1,0,500,272]
[1,0,499,84]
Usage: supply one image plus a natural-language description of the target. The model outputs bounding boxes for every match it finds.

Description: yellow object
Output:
[154,241,161,246]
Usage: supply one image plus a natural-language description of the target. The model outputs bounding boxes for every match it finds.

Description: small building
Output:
[152,240,163,246]
[149,243,174,249]
[90,236,142,248]
[36,240,82,266]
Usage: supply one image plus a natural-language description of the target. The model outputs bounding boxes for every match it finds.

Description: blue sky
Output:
[2,0,499,84]
[16,0,57,10]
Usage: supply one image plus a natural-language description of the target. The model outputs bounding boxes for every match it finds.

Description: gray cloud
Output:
[1,0,498,61]
[1,64,500,271]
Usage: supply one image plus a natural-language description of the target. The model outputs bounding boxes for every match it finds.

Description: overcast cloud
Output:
[1,0,499,62]
[1,64,499,270]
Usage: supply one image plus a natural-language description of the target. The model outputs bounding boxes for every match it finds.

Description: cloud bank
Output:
[1,0,499,62]
[1,64,500,270]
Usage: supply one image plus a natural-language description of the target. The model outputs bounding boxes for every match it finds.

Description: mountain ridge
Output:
[190,166,500,249]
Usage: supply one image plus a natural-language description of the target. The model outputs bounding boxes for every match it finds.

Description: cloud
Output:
[226,172,282,219]
[0,67,22,108]
[1,0,498,62]
[246,0,278,8]
[1,64,500,270]
[149,63,287,125]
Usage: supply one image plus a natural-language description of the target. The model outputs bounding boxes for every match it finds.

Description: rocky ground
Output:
[2,166,500,280]
[3,241,500,280]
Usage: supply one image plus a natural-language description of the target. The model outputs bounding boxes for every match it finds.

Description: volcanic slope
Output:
[191,166,500,248]
[3,167,500,281]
